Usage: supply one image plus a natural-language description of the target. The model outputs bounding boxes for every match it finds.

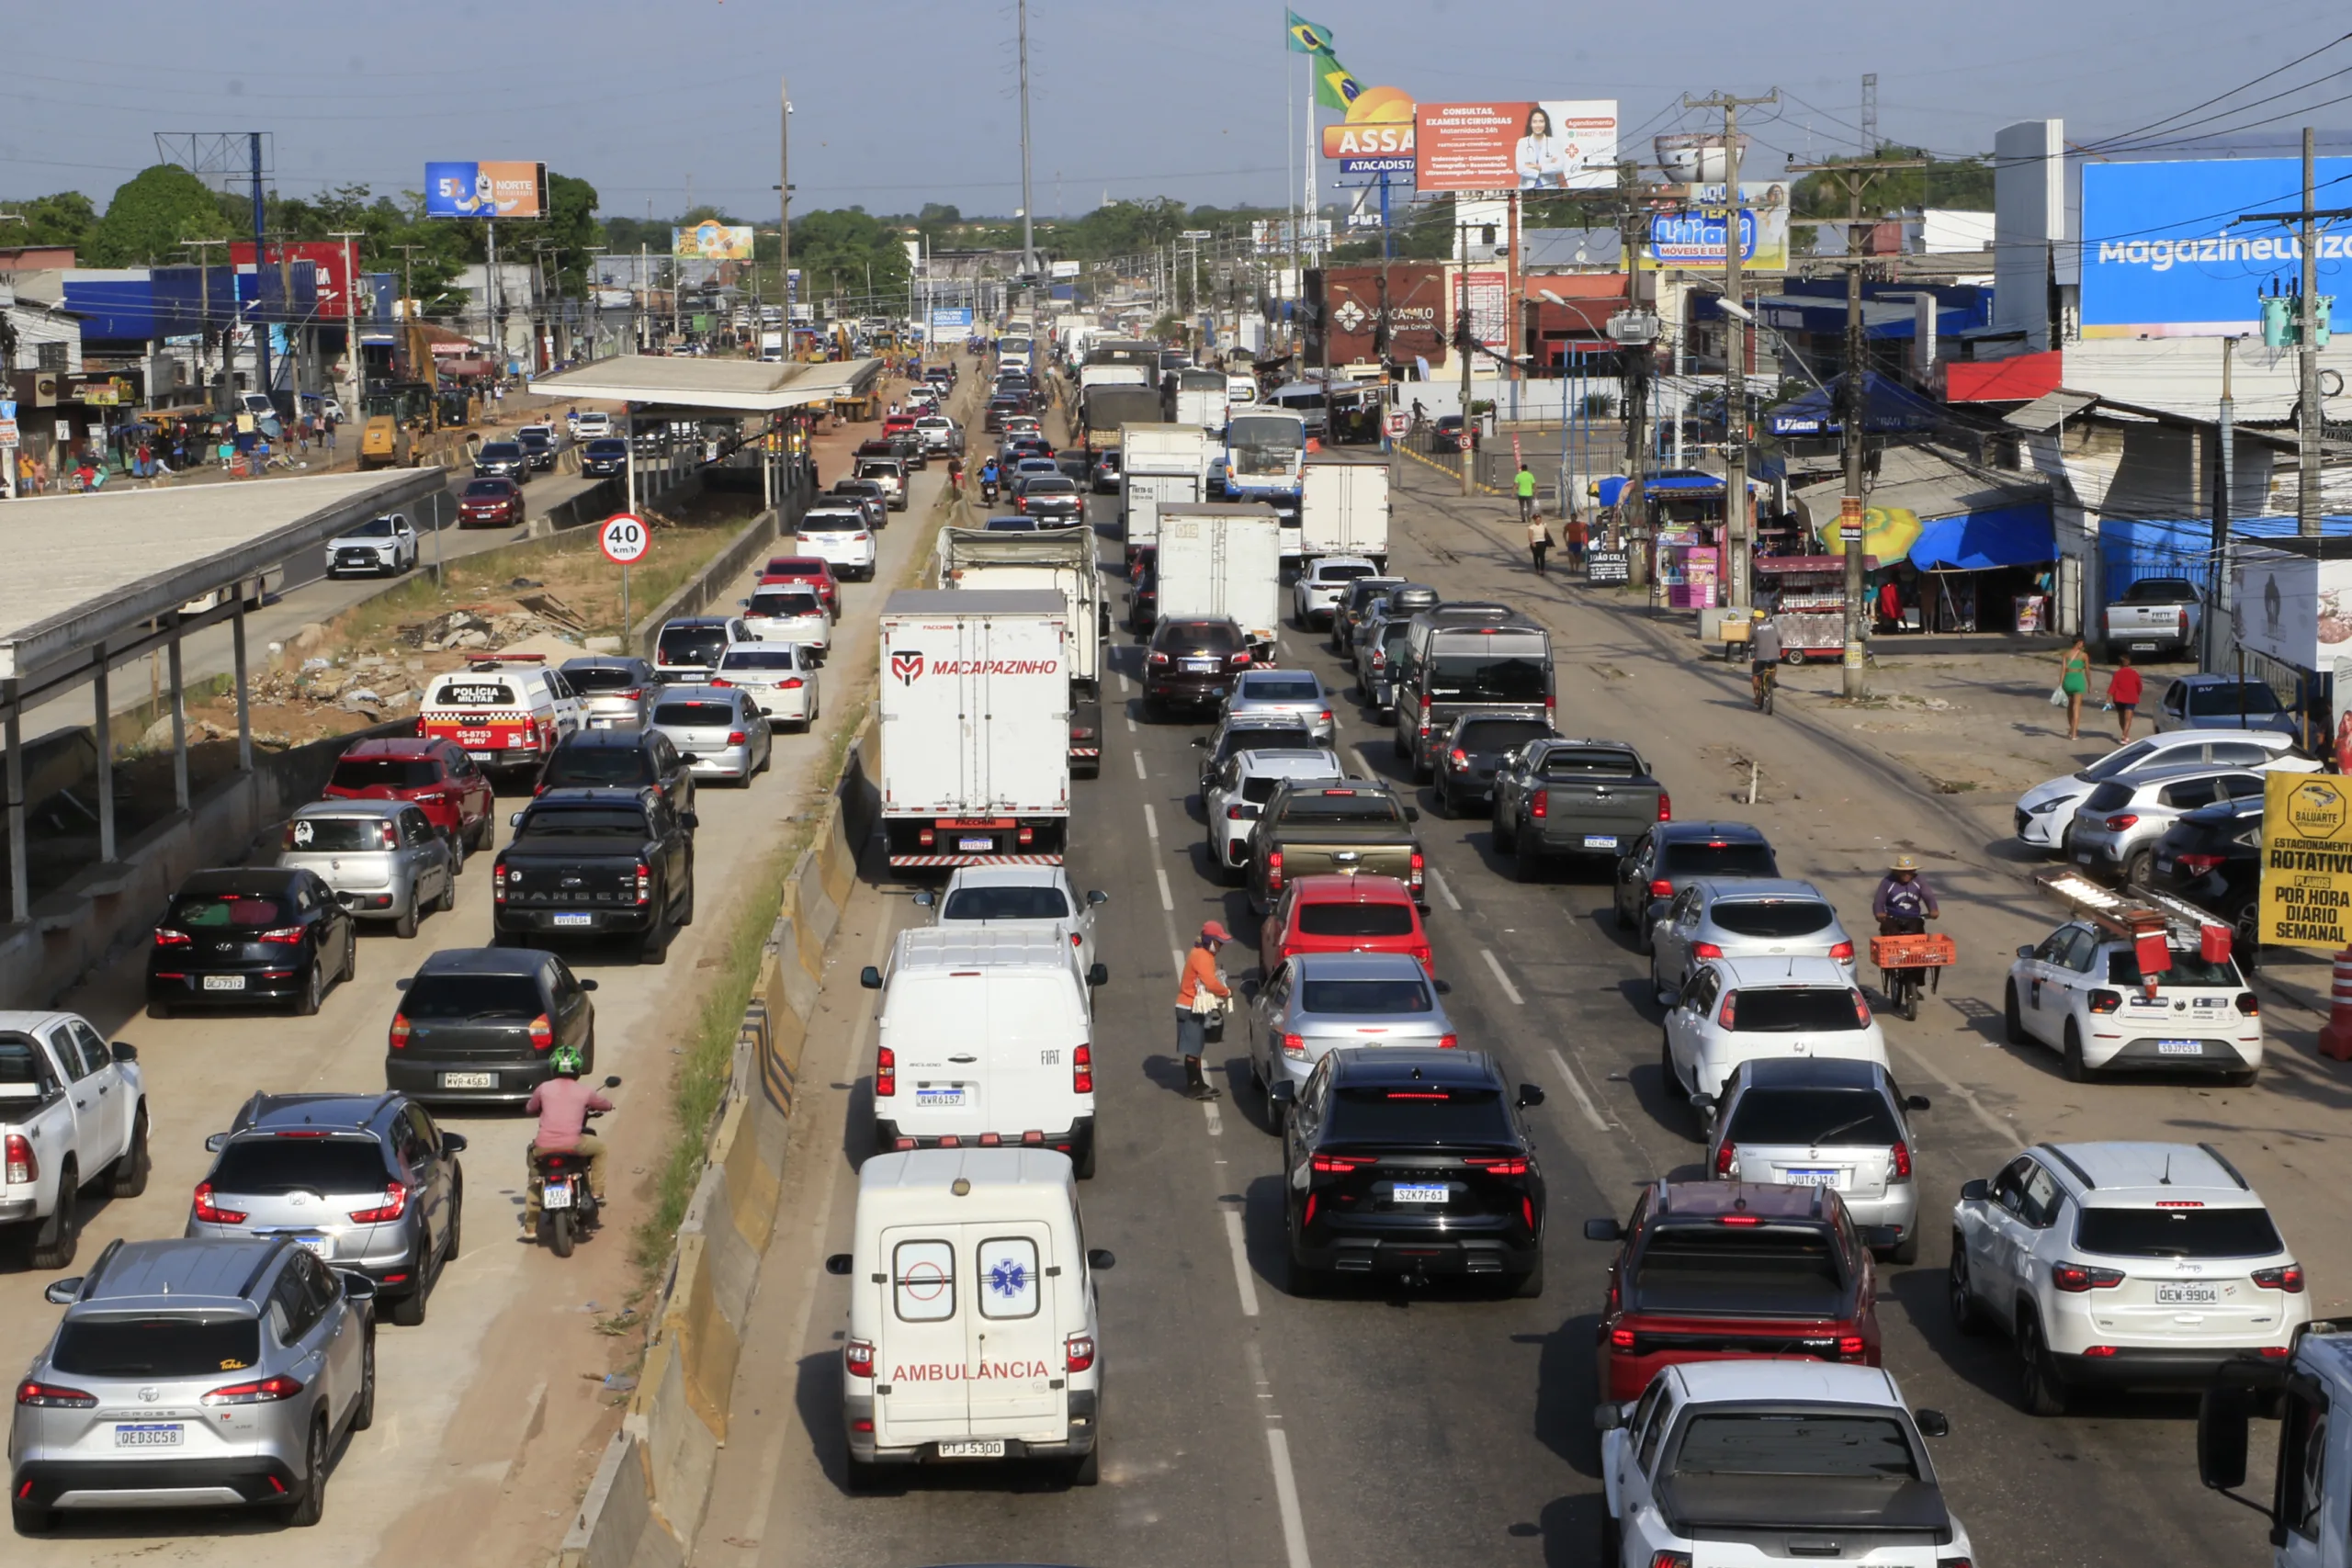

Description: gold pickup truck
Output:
[1246,780,1425,914]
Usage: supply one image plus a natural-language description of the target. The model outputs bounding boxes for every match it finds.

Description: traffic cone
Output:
[2319,946,2352,1061]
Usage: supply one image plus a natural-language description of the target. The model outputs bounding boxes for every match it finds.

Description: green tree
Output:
[790,208,910,310]
[90,164,231,265]
[10,190,98,252]
[1791,148,1993,220]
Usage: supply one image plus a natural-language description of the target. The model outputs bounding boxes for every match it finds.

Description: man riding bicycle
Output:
[1871,853,1940,996]
[1748,608,1784,707]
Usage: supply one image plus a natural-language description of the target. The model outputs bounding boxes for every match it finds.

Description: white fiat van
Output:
[861,927,1107,1177]
[826,1148,1114,1486]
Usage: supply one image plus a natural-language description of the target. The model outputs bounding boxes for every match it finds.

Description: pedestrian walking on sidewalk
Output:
[1173,921,1233,1101]
[2106,655,2143,742]
[2059,636,2092,741]
[1527,512,1551,573]
[1566,513,1589,570]
[1515,462,1536,525]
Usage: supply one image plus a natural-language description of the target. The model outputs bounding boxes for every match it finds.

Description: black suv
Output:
[386,947,598,1105]
[1271,1047,1547,1295]
[1142,616,1250,720]
[536,728,695,813]
[472,440,529,481]
[580,437,628,477]
[187,1090,465,1326]
[2152,794,2264,947]
[1611,821,1780,947]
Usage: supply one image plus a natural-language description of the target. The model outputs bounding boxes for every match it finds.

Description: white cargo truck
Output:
[935,525,1108,778]
[1299,459,1392,573]
[878,590,1071,870]
[1173,368,1231,434]
[1120,423,1215,555]
[1155,502,1283,656]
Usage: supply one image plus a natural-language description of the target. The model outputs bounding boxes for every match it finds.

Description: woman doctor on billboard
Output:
[1515,105,1573,188]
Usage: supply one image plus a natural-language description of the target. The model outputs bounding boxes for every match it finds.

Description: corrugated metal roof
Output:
[2005,389,2099,432]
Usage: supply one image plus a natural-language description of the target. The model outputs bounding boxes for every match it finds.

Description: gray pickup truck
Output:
[2102,576,2200,660]
[1247,780,1425,912]
[1489,739,1668,881]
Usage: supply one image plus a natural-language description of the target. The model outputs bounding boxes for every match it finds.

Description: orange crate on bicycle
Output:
[1869,932,1956,970]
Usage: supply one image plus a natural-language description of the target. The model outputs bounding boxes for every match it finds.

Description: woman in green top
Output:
[2059,636,2091,740]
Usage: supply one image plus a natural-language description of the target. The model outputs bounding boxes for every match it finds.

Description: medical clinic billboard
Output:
[424,161,548,220]
[1414,100,1617,192]
[2081,157,2352,337]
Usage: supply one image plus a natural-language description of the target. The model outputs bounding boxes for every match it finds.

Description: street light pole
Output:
[1685,89,1777,613]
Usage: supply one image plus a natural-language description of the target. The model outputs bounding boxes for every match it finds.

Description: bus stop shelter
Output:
[0,468,446,928]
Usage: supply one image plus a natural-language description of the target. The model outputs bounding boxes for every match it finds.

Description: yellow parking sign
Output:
[2260,772,2352,949]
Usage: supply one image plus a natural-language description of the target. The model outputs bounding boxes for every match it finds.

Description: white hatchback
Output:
[741,586,831,657]
[1661,954,1888,1122]
[713,643,820,730]
[795,509,877,582]
[2003,917,2263,1080]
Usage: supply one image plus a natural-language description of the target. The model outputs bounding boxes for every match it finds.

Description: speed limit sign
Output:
[598,513,649,566]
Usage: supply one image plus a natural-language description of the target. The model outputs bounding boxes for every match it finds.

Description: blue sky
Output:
[5,0,2348,220]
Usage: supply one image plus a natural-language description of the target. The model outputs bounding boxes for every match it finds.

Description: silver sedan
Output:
[649,686,773,785]
[276,798,457,939]
[1647,876,1858,1002]
[1241,950,1456,1123]
[1223,667,1336,744]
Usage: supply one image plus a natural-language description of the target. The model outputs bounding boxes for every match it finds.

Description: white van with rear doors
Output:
[860,927,1108,1177]
[826,1148,1114,1488]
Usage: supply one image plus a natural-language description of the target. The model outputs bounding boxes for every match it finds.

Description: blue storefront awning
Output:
[1906,503,2055,570]
[1765,372,1945,438]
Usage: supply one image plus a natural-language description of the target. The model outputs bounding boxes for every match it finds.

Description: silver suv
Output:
[277,799,458,940]
[12,1236,376,1532]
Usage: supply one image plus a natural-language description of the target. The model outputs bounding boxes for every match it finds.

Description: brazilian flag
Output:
[1314,54,1362,111]
[1284,10,1334,53]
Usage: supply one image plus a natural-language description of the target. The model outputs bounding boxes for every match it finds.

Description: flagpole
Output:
[1286,25,1298,350]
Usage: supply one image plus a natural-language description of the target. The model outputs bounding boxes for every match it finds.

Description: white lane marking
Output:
[1144,803,1159,840]
[1133,750,1147,779]
[1118,671,1133,694]
[1156,867,1175,911]
[1221,1207,1260,1317]
[1479,947,1525,1006]
[1426,863,1461,911]
[1265,1427,1315,1568]
[1202,1098,1222,1136]
[1544,1047,1613,1134]
[1125,714,1138,733]
[1170,946,1185,976]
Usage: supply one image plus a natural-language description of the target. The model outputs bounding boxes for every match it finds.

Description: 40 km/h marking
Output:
[598,513,650,566]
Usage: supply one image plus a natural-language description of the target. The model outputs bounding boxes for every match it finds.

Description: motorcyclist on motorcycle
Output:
[522,1045,612,1232]
[979,457,1001,501]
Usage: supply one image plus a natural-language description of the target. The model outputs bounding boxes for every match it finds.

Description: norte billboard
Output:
[424,161,548,219]
[2082,157,2352,337]
[1639,183,1791,274]
[673,221,755,261]
[1414,100,1618,193]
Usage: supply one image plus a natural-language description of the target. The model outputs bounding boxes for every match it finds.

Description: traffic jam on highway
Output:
[0,369,955,1535]
[786,321,2339,1566]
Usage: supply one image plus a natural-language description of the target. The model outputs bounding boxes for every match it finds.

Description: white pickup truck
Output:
[0,1011,148,1269]
[2103,576,2201,660]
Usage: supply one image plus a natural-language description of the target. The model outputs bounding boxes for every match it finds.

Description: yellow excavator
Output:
[358,381,434,468]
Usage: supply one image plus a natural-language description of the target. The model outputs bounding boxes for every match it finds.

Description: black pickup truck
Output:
[492,787,697,961]
[1489,739,1670,882]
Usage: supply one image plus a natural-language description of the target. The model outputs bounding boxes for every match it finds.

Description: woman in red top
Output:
[2106,654,2144,742]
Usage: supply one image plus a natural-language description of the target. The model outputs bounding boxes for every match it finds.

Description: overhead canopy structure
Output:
[1793,444,2053,570]
[526,354,884,412]
[0,468,446,684]
[1764,372,1946,438]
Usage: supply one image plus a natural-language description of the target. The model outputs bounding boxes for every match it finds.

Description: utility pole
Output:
[1685,89,1777,613]
[1017,0,1036,276]
[1456,222,1477,496]
[1788,152,1926,696]
[1617,157,1650,556]
[389,243,427,380]
[776,78,793,338]
[2209,335,2238,673]
[330,230,365,429]
[249,132,273,403]
[2233,126,2349,538]
[182,238,232,412]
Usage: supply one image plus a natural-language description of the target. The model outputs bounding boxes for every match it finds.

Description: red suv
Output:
[1584,1179,1886,1402]
[759,555,841,618]
[1260,874,1432,978]
[458,477,526,527]
[322,738,497,852]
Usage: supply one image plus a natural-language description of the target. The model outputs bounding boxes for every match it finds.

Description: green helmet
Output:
[548,1044,584,1078]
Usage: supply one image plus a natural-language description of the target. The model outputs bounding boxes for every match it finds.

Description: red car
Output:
[758,555,841,618]
[1260,874,1432,978]
[1584,1179,1886,1403]
[321,737,497,852]
[882,413,920,441]
[457,476,525,527]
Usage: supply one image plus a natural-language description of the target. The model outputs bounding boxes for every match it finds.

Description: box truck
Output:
[1120,423,1215,554]
[934,525,1107,777]
[878,590,1071,869]
[1298,460,1392,572]
[1155,503,1283,655]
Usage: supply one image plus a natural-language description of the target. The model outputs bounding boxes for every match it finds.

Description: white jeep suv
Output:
[1949,1139,2309,1416]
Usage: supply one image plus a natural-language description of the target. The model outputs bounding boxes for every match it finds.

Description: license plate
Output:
[115,1424,183,1449]
[2155,857,2173,874]
[2156,1038,2205,1055]
[957,836,995,852]
[916,1087,967,1108]
[440,1071,496,1089]
[2075,852,2093,865]
[1391,1182,1449,1204]
[294,1235,333,1258]
[2157,1281,2220,1304]
[1583,834,1617,851]
[467,750,494,761]
[552,912,594,927]
[1783,1168,1845,1188]
[2132,642,2155,652]
[1182,658,1218,672]
[201,974,245,991]
[542,1179,574,1211]
[935,1439,1007,1459]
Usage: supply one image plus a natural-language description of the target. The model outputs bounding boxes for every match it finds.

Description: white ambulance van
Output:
[826,1147,1114,1486]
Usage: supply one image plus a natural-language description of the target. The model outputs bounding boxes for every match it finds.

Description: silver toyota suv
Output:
[12,1236,376,1532]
